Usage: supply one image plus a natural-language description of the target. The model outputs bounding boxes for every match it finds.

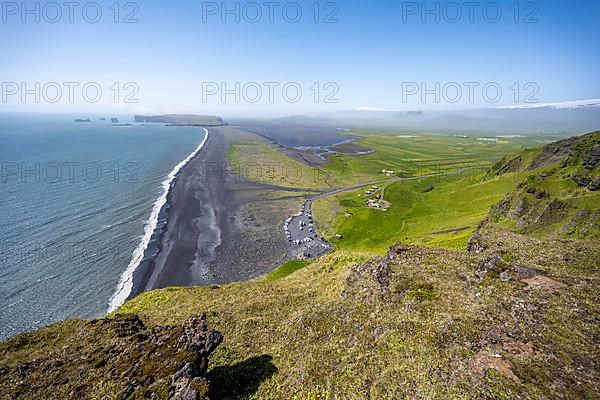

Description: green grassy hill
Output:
[489,132,600,238]
[1,132,599,400]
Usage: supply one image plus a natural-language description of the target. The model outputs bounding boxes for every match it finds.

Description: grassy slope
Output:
[120,236,598,400]
[4,230,597,399]
[133,232,599,400]
[262,259,313,282]
[490,132,600,239]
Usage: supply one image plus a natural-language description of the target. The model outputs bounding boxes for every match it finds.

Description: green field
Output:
[227,130,546,191]
[227,138,330,189]
[320,133,545,185]
[313,132,600,253]
[313,170,523,251]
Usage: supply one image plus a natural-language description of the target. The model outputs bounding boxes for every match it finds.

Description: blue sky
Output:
[1,0,599,116]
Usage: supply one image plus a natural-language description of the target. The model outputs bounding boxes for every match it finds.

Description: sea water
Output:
[0,113,206,339]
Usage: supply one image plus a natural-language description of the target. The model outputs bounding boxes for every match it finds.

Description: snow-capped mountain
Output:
[499,99,600,110]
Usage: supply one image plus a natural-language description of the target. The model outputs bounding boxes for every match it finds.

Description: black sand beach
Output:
[128,126,316,298]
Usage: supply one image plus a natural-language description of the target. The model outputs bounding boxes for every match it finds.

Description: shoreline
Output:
[123,127,239,298]
[107,128,209,312]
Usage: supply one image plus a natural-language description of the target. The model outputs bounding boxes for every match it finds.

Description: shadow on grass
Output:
[208,354,278,399]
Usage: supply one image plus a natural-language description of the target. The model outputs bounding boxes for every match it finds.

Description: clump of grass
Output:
[498,249,517,263]
[406,282,436,302]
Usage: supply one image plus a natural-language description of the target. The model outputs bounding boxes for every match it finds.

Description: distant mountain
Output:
[320,101,600,135]
[352,106,402,112]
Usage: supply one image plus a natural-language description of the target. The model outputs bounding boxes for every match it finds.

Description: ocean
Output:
[0,114,207,339]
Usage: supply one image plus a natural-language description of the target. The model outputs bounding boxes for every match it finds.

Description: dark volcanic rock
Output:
[491,155,522,176]
[171,363,207,400]
[529,135,582,170]
[467,228,487,254]
[177,314,224,374]
[511,265,538,280]
[571,173,592,188]
[475,254,506,279]
[0,313,223,400]
[475,254,539,282]
[529,131,600,170]
[583,143,600,169]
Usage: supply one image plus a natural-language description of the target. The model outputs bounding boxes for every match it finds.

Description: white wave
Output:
[107,128,209,312]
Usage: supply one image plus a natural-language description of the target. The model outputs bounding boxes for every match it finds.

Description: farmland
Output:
[228,129,547,253]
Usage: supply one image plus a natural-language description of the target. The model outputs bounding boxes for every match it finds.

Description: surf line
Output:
[107,127,209,312]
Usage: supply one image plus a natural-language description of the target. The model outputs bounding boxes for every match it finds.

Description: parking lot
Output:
[284,199,331,259]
